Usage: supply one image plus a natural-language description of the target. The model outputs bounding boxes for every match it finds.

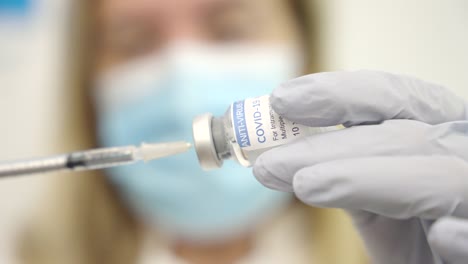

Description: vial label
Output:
[231,95,310,151]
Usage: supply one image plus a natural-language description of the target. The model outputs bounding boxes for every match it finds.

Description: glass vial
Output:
[192,95,339,170]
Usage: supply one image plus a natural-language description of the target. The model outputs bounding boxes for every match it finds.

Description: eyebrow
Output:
[202,0,248,18]
[206,1,261,29]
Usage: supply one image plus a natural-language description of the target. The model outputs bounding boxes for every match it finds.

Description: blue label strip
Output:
[232,100,251,148]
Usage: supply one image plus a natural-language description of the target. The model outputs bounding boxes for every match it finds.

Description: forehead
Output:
[96,0,292,24]
[99,0,241,18]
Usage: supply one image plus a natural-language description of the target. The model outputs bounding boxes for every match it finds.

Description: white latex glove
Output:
[252,70,468,264]
[429,217,468,264]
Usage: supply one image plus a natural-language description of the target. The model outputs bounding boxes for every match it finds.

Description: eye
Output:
[206,6,258,43]
[97,21,161,64]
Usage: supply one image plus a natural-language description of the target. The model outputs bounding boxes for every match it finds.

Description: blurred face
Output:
[93,0,303,247]
[95,0,303,72]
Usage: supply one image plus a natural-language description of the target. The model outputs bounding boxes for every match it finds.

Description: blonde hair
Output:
[18,1,367,263]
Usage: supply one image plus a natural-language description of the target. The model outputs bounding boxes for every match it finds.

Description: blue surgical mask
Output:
[94,44,301,242]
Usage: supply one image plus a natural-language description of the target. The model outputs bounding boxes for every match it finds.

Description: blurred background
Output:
[0,0,71,262]
[0,0,466,263]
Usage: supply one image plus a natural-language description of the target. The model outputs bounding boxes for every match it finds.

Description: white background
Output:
[316,0,468,98]
[0,0,71,262]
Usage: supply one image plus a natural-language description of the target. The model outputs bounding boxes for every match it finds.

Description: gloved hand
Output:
[429,217,468,264]
[252,70,468,264]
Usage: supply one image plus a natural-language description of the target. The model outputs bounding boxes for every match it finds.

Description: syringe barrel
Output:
[0,146,137,177]
[0,155,67,177]
[66,146,137,170]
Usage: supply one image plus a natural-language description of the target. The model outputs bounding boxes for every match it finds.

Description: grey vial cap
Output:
[192,113,223,170]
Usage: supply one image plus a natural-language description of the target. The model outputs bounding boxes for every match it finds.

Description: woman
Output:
[18,1,367,263]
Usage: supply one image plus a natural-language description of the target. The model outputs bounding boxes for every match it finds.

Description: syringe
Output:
[0,141,191,177]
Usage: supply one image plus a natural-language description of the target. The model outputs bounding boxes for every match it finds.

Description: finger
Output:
[429,217,468,264]
[253,120,468,192]
[271,70,466,127]
[253,158,295,192]
[292,156,468,219]
[347,210,434,264]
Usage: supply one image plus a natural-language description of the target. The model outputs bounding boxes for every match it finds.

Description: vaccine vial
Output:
[192,95,339,170]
